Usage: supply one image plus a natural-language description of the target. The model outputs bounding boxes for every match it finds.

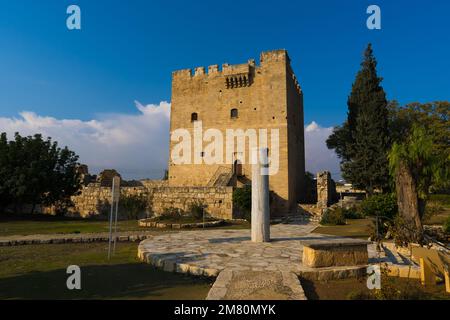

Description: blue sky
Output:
[0,0,449,179]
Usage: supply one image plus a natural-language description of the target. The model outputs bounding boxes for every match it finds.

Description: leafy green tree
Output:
[0,132,81,214]
[0,133,12,210]
[327,44,390,193]
[389,101,450,192]
[388,125,449,243]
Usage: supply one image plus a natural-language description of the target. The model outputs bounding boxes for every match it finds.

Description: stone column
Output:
[251,148,270,242]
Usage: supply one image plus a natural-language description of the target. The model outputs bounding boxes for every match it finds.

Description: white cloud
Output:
[0,105,341,181]
[0,101,171,180]
[304,121,341,181]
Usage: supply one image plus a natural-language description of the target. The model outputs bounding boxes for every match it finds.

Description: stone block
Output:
[302,239,369,268]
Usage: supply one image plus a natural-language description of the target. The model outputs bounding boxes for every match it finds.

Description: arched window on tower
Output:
[191,112,198,122]
[230,108,238,119]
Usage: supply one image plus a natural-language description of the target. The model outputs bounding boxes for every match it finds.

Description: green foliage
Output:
[444,216,450,234]
[303,171,317,204]
[233,185,252,221]
[342,206,364,219]
[119,194,148,220]
[188,200,206,220]
[320,208,346,226]
[0,132,81,214]
[159,207,183,220]
[326,44,390,193]
[389,125,447,201]
[360,193,398,219]
[389,102,450,203]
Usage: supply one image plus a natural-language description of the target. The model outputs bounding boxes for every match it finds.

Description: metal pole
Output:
[108,179,115,260]
[113,199,119,254]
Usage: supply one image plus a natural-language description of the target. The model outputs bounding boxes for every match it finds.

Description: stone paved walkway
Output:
[137,219,424,299]
[206,270,307,300]
[137,221,373,277]
[137,220,376,300]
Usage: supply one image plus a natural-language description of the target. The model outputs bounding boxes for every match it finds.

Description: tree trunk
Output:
[395,161,423,242]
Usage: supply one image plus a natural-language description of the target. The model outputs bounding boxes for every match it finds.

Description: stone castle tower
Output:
[168,50,305,214]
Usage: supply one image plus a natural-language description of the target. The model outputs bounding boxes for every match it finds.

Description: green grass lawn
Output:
[312,218,374,239]
[0,217,144,236]
[0,242,212,300]
[0,215,250,237]
[424,208,450,225]
[429,194,450,209]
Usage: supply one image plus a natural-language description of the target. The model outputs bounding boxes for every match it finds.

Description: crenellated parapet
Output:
[172,50,301,94]
[291,72,303,95]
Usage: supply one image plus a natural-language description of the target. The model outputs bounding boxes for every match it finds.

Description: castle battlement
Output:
[172,49,289,79]
[171,49,302,93]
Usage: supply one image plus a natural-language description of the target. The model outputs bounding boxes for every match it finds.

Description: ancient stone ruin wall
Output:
[149,186,234,220]
[140,179,169,189]
[316,171,338,208]
[68,183,148,218]
[67,182,233,220]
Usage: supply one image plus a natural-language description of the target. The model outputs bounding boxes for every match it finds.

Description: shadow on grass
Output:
[0,263,212,300]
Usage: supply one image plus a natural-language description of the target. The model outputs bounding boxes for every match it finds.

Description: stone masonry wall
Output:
[67,183,234,220]
[150,186,234,220]
[68,183,148,218]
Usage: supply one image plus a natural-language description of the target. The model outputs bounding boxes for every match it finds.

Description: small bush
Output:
[233,185,252,221]
[159,207,182,220]
[119,194,148,220]
[320,208,346,226]
[360,194,398,220]
[444,216,450,234]
[342,206,364,219]
[188,200,206,220]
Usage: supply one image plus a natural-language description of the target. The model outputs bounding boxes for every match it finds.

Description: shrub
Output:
[320,207,346,226]
[360,194,398,220]
[444,216,450,234]
[119,194,148,220]
[159,207,182,220]
[233,185,252,221]
[188,200,206,220]
[342,206,364,219]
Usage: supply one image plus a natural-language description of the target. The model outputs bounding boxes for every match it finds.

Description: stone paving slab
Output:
[138,221,376,280]
[137,220,419,282]
[206,270,307,300]
[0,231,157,246]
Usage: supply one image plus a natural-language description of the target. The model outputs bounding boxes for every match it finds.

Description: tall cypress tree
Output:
[327,44,390,193]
